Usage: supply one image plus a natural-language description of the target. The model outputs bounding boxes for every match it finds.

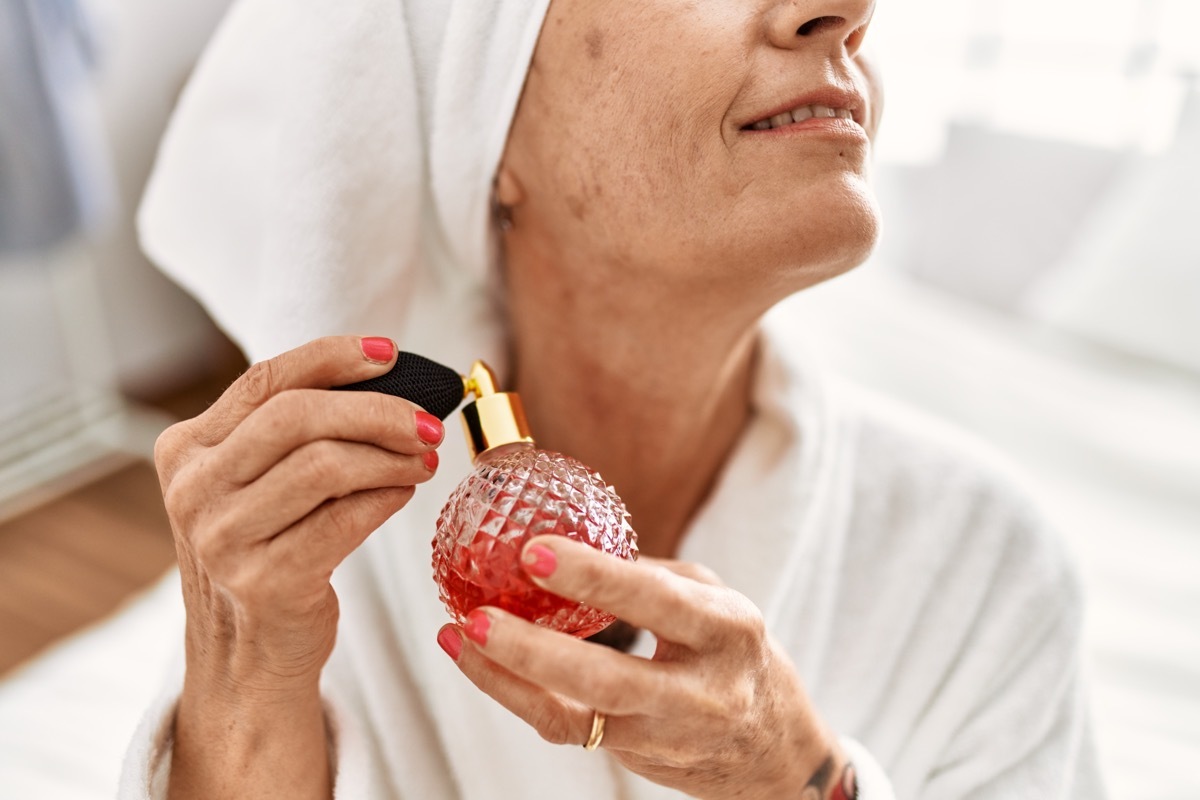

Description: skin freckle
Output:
[565,194,588,220]
[585,28,605,60]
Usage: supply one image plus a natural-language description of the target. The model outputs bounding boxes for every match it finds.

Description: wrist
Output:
[185,661,322,707]
[789,751,853,800]
[171,677,331,800]
[178,669,325,745]
[182,598,336,693]
[774,719,857,800]
[183,625,328,707]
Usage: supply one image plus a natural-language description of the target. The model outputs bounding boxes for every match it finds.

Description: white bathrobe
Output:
[117,1,1105,796]
[118,313,1105,799]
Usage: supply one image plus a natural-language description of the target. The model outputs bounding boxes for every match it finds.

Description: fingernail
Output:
[464,610,490,646]
[522,544,557,579]
[415,411,444,445]
[360,337,395,364]
[423,450,439,471]
[437,627,462,661]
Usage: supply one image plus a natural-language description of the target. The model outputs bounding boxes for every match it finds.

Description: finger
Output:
[458,607,684,718]
[217,389,444,484]
[209,440,436,544]
[439,625,616,750]
[154,421,201,488]
[636,556,725,587]
[266,484,416,582]
[191,336,400,446]
[519,536,733,650]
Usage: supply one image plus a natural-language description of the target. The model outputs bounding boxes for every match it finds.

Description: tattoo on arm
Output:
[830,762,857,800]
[800,756,833,800]
[801,756,857,800]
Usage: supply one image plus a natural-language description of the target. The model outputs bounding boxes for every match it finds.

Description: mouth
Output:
[739,90,866,133]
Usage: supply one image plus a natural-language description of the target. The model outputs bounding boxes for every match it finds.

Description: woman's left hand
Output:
[438,536,855,800]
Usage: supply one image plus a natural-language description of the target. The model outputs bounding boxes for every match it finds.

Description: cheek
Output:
[558,64,744,266]
[521,4,747,245]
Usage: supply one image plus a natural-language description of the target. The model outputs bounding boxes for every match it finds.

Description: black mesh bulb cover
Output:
[334,351,465,421]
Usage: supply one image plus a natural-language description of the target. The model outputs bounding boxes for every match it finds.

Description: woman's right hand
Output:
[153,336,444,799]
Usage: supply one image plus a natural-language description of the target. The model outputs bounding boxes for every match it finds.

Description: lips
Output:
[747,103,854,130]
[740,88,866,132]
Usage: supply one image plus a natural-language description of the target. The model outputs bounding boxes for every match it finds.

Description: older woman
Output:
[120,1,1104,798]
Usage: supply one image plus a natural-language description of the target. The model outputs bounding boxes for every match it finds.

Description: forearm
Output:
[166,678,331,800]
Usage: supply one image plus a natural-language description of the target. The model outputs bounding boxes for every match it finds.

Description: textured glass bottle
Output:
[432,362,637,638]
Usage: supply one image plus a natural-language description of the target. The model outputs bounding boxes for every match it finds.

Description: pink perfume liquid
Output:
[432,444,637,637]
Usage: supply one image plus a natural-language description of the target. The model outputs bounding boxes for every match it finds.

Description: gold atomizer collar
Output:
[460,361,534,460]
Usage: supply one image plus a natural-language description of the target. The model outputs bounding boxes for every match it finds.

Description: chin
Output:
[757,177,881,296]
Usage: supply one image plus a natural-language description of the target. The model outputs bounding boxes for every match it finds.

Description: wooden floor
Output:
[0,462,176,676]
[0,350,246,678]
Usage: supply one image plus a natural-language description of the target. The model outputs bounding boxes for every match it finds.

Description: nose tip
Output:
[769,0,874,57]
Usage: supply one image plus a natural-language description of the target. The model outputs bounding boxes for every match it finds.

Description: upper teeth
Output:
[751,104,854,130]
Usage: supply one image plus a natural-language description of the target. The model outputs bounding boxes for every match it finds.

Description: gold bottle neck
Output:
[460,361,534,461]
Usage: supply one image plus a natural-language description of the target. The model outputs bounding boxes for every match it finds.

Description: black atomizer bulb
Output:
[334,351,466,420]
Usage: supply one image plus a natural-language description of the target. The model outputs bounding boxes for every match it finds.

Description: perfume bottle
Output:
[432,361,638,638]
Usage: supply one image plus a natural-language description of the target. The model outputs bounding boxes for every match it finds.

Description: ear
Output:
[495,163,526,208]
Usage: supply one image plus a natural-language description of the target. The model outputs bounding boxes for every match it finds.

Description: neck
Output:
[504,259,762,559]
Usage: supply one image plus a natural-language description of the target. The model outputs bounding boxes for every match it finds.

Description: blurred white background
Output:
[0,0,1197,797]
[795,1,1200,795]
[0,0,233,514]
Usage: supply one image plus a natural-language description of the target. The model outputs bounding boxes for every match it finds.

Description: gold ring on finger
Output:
[584,710,606,751]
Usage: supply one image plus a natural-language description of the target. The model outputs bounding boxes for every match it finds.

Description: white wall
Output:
[85,0,238,394]
[0,0,235,417]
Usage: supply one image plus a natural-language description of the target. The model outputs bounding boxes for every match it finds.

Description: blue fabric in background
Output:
[0,0,111,256]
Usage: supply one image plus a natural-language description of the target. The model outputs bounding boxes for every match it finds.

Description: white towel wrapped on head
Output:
[139,0,552,367]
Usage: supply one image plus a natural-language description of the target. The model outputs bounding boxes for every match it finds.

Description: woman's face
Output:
[500,0,882,307]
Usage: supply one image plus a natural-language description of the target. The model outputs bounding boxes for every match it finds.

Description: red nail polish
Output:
[415,411,444,445]
[437,627,462,661]
[522,544,557,579]
[423,450,439,471]
[361,337,395,364]
[464,610,490,646]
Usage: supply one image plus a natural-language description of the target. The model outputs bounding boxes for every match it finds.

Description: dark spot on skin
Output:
[731,732,756,756]
[585,28,604,60]
[565,194,587,220]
